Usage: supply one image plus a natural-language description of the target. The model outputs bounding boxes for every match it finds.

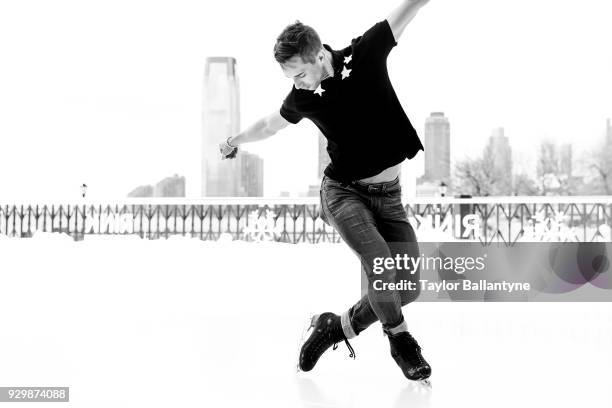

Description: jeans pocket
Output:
[384,188,402,201]
[324,186,350,218]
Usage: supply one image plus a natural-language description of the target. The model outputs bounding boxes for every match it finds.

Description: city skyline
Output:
[117,109,607,198]
[0,0,610,198]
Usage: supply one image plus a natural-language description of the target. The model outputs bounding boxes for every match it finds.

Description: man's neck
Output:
[322,48,334,80]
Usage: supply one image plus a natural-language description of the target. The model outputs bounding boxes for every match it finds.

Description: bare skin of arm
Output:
[386,0,431,43]
[219,111,291,159]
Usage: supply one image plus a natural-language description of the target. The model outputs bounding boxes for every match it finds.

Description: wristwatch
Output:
[226,136,237,149]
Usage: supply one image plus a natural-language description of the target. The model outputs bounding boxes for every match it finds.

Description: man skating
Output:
[219,0,432,384]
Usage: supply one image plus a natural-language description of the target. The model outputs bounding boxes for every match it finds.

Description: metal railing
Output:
[1,196,612,244]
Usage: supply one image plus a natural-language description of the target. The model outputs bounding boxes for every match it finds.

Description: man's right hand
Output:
[219,137,238,160]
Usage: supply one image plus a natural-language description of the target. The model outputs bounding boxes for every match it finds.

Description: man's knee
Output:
[400,279,421,305]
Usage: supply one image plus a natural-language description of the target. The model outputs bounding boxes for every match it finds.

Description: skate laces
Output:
[333,337,356,359]
[330,318,356,359]
[307,316,356,362]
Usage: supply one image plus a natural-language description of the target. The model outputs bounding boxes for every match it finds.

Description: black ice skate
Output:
[387,330,432,386]
[297,312,355,372]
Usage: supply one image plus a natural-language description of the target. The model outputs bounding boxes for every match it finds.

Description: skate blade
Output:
[418,378,432,388]
[296,314,319,373]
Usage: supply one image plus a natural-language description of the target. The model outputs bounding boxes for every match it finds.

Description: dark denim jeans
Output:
[319,174,421,337]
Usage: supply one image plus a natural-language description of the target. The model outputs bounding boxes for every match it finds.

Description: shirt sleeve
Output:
[351,20,398,63]
[279,93,303,124]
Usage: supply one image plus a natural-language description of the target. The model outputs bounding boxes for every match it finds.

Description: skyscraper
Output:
[239,151,264,196]
[422,112,450,183]
[488,128,512,172]
[202,57,243,196]
[606,118,611,147]
[486,127,512,194]
[488,128,512,174]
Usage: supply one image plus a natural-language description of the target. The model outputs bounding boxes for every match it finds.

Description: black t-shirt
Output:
[279,19,424,184]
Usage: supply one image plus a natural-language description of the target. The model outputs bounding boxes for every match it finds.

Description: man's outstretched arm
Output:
[386,0,431,43]
[219,111,291,159]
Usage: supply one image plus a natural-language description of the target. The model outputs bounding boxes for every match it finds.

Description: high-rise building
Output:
[202,57,244,197]
[422,112,450,183]
[487,127,512,175]
[484,127,513,194]
[606,118,612,146]
[154,174,186,197]
[318,131,331,181]
[239,151,264,196]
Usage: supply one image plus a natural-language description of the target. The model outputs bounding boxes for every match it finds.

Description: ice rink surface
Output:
[0,233,611,407]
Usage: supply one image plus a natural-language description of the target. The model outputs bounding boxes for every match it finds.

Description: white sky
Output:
[0,0,611,199]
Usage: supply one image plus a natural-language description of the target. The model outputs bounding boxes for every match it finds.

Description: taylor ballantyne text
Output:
[373,279,531,293]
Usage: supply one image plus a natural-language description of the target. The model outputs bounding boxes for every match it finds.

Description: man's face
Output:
[281,52,325,91]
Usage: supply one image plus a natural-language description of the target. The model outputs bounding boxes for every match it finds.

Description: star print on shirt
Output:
[341,66,352,80]
[314,84,325,97]
[311,53,352,97]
